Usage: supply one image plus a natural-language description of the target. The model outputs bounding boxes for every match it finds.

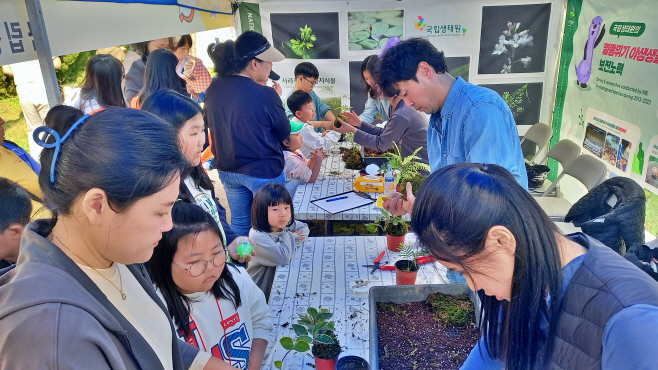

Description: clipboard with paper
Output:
[311,191,374,214]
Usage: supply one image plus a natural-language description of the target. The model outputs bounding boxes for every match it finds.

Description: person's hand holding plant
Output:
[341,110,364,127]
[332,116,357,134]
[383,182,415,216]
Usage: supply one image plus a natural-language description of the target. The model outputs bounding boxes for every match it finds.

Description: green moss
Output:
[400,172,426,199]
[426,293,475,327]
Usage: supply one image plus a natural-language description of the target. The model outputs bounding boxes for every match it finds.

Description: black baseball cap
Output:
[235,31,284,63]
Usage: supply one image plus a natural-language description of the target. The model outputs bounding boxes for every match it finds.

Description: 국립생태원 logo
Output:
[415,16,426,31]
[416,15,466,36]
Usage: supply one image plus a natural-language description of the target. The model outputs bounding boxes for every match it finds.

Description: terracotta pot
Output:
[315,357,338,370]
[386,234,405,252]
[395,260,418,285]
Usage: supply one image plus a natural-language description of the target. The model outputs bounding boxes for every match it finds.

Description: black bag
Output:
[525,163,550,190]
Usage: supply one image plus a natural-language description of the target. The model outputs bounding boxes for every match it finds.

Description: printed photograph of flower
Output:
[480,82,543,125]
[271,12,340,59]
[478,3,551,74]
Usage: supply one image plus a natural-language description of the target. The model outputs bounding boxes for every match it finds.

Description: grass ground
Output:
[0,97,29,152]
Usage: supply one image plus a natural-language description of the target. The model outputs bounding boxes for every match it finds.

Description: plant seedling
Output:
[275,307,342,369]
[366,208,408,237]
[384,143,430,195]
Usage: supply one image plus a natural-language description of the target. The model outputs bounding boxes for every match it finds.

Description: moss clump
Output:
[334,113,348,128]
[341,146,365,170]
[426,293,475,327]
[400,172,427,199]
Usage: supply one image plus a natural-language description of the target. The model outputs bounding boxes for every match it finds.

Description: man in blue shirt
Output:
[379,38,528,190]
[379,37,528,284]
[284,62,336,131]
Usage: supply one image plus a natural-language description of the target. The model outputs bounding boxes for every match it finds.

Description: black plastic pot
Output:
[336,355,369,370]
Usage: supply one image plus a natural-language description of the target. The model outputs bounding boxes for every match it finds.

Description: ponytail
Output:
[208,39,250,77]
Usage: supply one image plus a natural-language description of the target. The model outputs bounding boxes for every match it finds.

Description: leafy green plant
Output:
[318,85,352,128]
[289,25,317,59]
[56,51,94,87]
[397,243,422,271]
[400,171,426,199]
[502,84,529,118]
[275,307,341,369]
[384,143,430,187]
[366,208,408,237]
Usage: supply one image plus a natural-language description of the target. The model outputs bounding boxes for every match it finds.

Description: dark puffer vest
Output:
[565,177,646,255]
[549,234,658,369]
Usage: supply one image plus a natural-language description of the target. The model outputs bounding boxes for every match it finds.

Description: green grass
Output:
[0,96,29,152]
[645,189,658,237]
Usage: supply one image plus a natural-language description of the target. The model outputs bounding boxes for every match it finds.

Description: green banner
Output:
[548,0,583,180]
[239,2,262,34]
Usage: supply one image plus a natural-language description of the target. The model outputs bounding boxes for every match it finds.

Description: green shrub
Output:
[0,71,17,99]
[56,51,94,88]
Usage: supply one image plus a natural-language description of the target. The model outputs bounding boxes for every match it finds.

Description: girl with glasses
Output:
[149,201,272,370]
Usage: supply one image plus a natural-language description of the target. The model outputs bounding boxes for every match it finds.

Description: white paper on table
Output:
[311,191,374,214]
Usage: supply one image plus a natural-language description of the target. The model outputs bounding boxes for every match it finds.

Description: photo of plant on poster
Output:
[271,12,340,59]
[493,21,534,74]
[480,82,543,125]
[478,3,551,74]
[347,10,404,51]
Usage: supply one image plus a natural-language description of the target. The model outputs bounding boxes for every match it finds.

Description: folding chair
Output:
[520,123,552,164]
[534,155,608,221]
[531,139,581,196]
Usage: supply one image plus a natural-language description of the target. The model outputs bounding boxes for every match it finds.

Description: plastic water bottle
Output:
[384,165,395,196]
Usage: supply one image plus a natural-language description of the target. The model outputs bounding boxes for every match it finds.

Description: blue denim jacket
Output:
[428,77,528,189]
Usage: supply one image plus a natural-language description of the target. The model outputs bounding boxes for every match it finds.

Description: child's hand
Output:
[294,230,306,241]
[313,148,326,160]
[227,237,257,263]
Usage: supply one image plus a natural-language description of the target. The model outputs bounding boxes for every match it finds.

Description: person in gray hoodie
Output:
[0,106,236,370]
[247,184,309,301]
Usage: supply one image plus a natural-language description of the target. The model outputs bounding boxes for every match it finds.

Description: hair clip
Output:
[211,37,221,52]
[481,163,489,172]
[33,114,90,183]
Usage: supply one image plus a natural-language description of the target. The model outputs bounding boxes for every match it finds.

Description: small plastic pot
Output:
[395,260,418,285]
[315,356,338,370]
[336,355,369,370]
[386,234,405,252]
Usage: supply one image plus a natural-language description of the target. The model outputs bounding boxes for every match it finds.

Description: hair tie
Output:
[33,114,90,183]
[481,163,489,172]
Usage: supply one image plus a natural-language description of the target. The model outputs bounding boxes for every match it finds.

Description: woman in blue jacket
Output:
[410,163,658,369]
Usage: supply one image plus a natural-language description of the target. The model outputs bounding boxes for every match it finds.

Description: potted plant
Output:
[276,307,342,370]
[366,209,408,251]
[384,143,430,195]
[395,244,420,285]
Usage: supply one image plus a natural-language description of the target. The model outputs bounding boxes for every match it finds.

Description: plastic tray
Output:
[368,284,480,370]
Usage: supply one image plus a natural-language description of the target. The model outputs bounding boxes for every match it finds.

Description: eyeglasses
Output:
[174,249,228,277]
[303,76,317,87]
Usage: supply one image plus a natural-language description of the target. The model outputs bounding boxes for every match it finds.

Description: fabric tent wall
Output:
[552,0,658,204]
[238,0,566,134]
[0,0,234,65]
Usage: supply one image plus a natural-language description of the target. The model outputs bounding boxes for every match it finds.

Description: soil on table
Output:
[363,147,395,157]
[376,295,479,369]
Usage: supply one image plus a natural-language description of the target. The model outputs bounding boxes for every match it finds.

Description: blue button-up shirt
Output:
[427,77,528,189]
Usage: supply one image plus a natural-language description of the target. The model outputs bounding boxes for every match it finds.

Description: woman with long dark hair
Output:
[356,54,390,124]
[132,49,187,108]
[204,31,289,236]
[141,90,251,263]
[65,54,126,113]
[0,106,236,369]
[123,38,172,102]
[411,162,658,369]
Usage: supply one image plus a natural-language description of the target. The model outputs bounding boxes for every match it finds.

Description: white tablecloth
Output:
[261,235,448,369]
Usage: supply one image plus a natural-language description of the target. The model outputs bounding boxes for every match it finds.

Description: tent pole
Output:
[24,0,61,107]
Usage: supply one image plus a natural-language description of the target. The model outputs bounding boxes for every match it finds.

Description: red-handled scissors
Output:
[363,251,395,273]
